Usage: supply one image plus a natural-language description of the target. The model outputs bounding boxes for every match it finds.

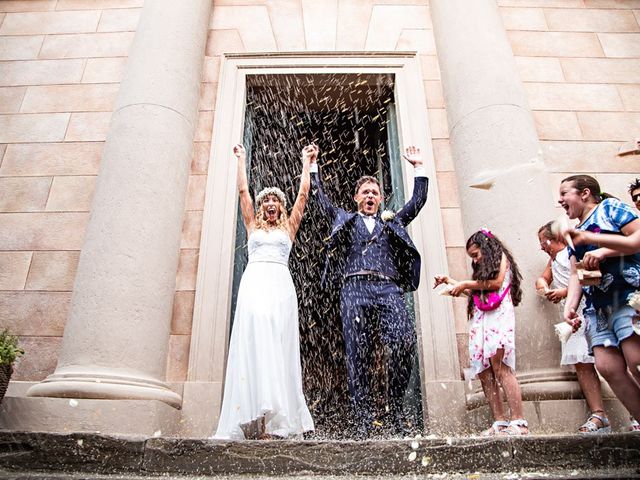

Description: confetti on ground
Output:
[421,455,431,466]
[408,451,417,462]
[411,441,419,449]
[68,399,78,407]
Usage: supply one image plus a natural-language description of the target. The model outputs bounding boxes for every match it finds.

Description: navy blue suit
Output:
[311,170,428,435]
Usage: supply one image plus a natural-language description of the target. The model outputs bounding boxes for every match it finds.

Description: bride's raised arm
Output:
[234,144,255,233]
[287,143,316,240]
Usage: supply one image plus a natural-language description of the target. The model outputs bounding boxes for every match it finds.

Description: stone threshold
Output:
[0,431,638,477]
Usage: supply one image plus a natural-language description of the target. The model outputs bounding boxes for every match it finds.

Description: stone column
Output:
[28,0,212,408]
[430,1,576,421]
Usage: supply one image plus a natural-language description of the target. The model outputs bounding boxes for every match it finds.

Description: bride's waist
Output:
[247,257,289,266]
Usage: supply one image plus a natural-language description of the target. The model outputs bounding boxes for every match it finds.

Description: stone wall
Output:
[0,0,142,381]
[1,0,639,392]
[501,0,640,198]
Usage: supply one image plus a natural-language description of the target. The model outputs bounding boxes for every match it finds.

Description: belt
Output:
[345,270,394,282]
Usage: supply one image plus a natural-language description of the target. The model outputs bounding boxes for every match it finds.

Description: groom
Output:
[310,146,428,437]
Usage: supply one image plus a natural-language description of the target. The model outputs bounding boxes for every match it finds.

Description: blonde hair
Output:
[254,194,289,231]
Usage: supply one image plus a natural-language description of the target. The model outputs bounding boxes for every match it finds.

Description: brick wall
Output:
[0,0,142,380]
[2,0,638,385]
[500,0,640,199]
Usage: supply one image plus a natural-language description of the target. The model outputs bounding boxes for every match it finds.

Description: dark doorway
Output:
[231,73,422,438]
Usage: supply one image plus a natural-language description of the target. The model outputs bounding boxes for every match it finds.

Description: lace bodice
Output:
[248,228,292,265]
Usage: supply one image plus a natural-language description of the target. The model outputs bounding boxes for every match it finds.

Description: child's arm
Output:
[449,254,508,296]
[536,260,567,303]
[433,275,469,297]
[563,255,583,332]
[535,259,552,292]
[568,220,640,255]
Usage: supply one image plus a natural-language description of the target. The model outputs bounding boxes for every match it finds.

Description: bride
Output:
[213,143,316,440]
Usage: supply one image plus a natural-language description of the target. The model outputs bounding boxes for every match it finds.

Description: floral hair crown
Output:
[480,228,494,239]
[255,187,287,208]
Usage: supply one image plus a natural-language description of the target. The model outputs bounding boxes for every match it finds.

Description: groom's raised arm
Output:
[310,158,338,222]
[396,146,429,226]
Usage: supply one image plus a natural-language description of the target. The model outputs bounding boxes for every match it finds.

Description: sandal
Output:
[481,420,509,436]
[500,419,529,436]
[578,412,611,435]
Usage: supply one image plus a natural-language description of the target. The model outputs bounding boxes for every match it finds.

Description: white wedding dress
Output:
[213,228,314,439]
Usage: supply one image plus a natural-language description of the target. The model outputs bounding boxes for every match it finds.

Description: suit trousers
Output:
[340,276,416,433]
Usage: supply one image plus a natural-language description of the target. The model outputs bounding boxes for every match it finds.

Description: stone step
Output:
[0,431,638,478]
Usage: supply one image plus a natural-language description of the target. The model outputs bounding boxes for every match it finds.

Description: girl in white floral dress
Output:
[434,229,528,436]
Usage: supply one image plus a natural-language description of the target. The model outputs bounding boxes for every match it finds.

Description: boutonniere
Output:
[381,210,396,222]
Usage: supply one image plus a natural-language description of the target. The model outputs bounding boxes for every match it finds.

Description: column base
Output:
[27,371,182,409]
[176,381,223,437]
[0,392,181,436]
[423,379,467,436]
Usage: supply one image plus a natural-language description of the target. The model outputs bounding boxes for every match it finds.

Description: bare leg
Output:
[574,362,608,431]
[478,367,506,423]
[490,349,527,431]
[594,345,640,421]
[620,334,640,387]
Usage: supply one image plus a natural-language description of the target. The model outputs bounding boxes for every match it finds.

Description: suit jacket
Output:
[311,171,428,292]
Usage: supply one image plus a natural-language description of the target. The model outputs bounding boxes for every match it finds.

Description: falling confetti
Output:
[227,73,424,440]
[408,451,417,462]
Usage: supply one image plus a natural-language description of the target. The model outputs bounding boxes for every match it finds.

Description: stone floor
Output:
[1,472,640,480]
[0,431,638,479]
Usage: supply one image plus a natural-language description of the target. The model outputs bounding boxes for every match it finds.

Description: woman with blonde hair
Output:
[214,143,317,440]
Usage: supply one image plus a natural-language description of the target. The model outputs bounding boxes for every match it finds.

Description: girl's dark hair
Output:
[561,175,615,203]
[465,230,523,318]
